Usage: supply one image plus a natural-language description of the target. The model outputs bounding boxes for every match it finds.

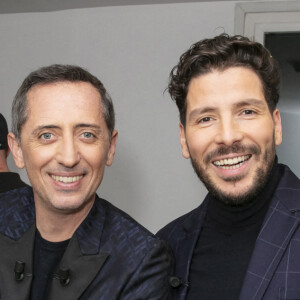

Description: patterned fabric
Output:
[157,164,300,300]
[0,186,34,240]
[0,187,174,299]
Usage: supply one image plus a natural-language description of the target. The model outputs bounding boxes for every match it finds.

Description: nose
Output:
[56,135,80,168]
[214,117,243,146]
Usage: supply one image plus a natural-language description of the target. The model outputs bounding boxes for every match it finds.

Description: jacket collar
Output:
[48,230,109,300]
[176,198,208,279]
[47,196,110,300]
[169,198,208,299]
[76,196,106,255]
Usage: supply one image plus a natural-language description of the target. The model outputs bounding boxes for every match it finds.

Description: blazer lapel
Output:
[48,235,109,300]
[0,224,35,300]
[239,167,300,300]
[48,197,110,300]
[173,200,208,300]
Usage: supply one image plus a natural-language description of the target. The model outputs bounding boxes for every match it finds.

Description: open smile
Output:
[213,155,251,170]
[51,175,83,183]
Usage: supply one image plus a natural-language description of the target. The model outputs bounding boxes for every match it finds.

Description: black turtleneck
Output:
[186,159,284,300]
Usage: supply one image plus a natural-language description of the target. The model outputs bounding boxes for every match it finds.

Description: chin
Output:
[191,154,274,206]
[210,184,263,206]
[49,198,90,213]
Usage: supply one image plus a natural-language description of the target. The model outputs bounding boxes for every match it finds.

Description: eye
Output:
[242,109,256,115]
[199,117,213,123]
[82,132,95,139]
[40,132,53,140]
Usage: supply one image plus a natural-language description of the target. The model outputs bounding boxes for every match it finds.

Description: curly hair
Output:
[168,34,280,125]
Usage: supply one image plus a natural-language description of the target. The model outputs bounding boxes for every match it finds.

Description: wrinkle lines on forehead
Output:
[23,81,106,133]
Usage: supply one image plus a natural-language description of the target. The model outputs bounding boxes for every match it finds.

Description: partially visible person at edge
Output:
[0,113,28,192]
[157,34,300,300]
[0,64,173,300]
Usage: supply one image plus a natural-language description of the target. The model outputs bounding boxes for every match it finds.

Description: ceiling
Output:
[0,0,241,13]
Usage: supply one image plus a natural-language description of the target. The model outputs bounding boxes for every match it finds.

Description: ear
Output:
[179,123,190,159]
[272,109,282,146]
[7,133,25,169]
[106,130,118,166]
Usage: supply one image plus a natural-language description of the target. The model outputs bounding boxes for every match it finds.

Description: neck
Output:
[35,200,94,242]
[0,166,9,172]
[0,152,9,172]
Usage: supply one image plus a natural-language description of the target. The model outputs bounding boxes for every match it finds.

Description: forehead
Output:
[26,81,103,124]
[186,67,266,108]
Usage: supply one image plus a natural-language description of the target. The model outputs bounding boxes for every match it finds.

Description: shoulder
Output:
[0,186,35,240]
[156,199,208,242]
[271,164,300,210]
[0,185,34,213]
[95,197,171,258]
[277,163,300,188]
[84,198,174,299]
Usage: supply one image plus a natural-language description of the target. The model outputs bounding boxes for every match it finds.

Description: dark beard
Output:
[190,140,276,206]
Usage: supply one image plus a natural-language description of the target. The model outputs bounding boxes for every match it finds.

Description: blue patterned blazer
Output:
[0,187,173,300]
[157,164,300,300]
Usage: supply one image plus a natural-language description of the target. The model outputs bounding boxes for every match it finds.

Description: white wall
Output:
[0,1,272,233]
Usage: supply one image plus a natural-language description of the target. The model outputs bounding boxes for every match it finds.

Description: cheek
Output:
[22,147,53,171]
[250,127,274,148]
[186,133,210,160]
[85,149,108,171]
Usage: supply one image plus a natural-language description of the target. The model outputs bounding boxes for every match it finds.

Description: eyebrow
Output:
[187,98,266,121]
[32,125,60,136]
[233,99,266,109]
[188,107,217,121]
[74,123,102,131]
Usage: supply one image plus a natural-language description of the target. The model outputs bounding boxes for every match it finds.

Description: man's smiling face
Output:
[180,67,282,205]
[10,81,117,214]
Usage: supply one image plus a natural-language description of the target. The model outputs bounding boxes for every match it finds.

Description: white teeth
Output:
[213,155,250,168]
[51,175,83,183]
[232,157,238,164]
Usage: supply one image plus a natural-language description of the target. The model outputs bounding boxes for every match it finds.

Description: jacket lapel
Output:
[0,187,35,300]
[48,235,109,300]
[0,224,35,300]
[48,197,110,300]
[173,200,208,300]
[239,166,300,300]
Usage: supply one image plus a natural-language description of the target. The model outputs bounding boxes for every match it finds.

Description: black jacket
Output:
[0,186,174,299]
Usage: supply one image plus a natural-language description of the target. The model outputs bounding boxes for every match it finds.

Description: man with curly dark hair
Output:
[157,34,300,300]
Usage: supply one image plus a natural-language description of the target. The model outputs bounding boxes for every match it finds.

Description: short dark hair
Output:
[12,64,115,140]
[168,34,280,125]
